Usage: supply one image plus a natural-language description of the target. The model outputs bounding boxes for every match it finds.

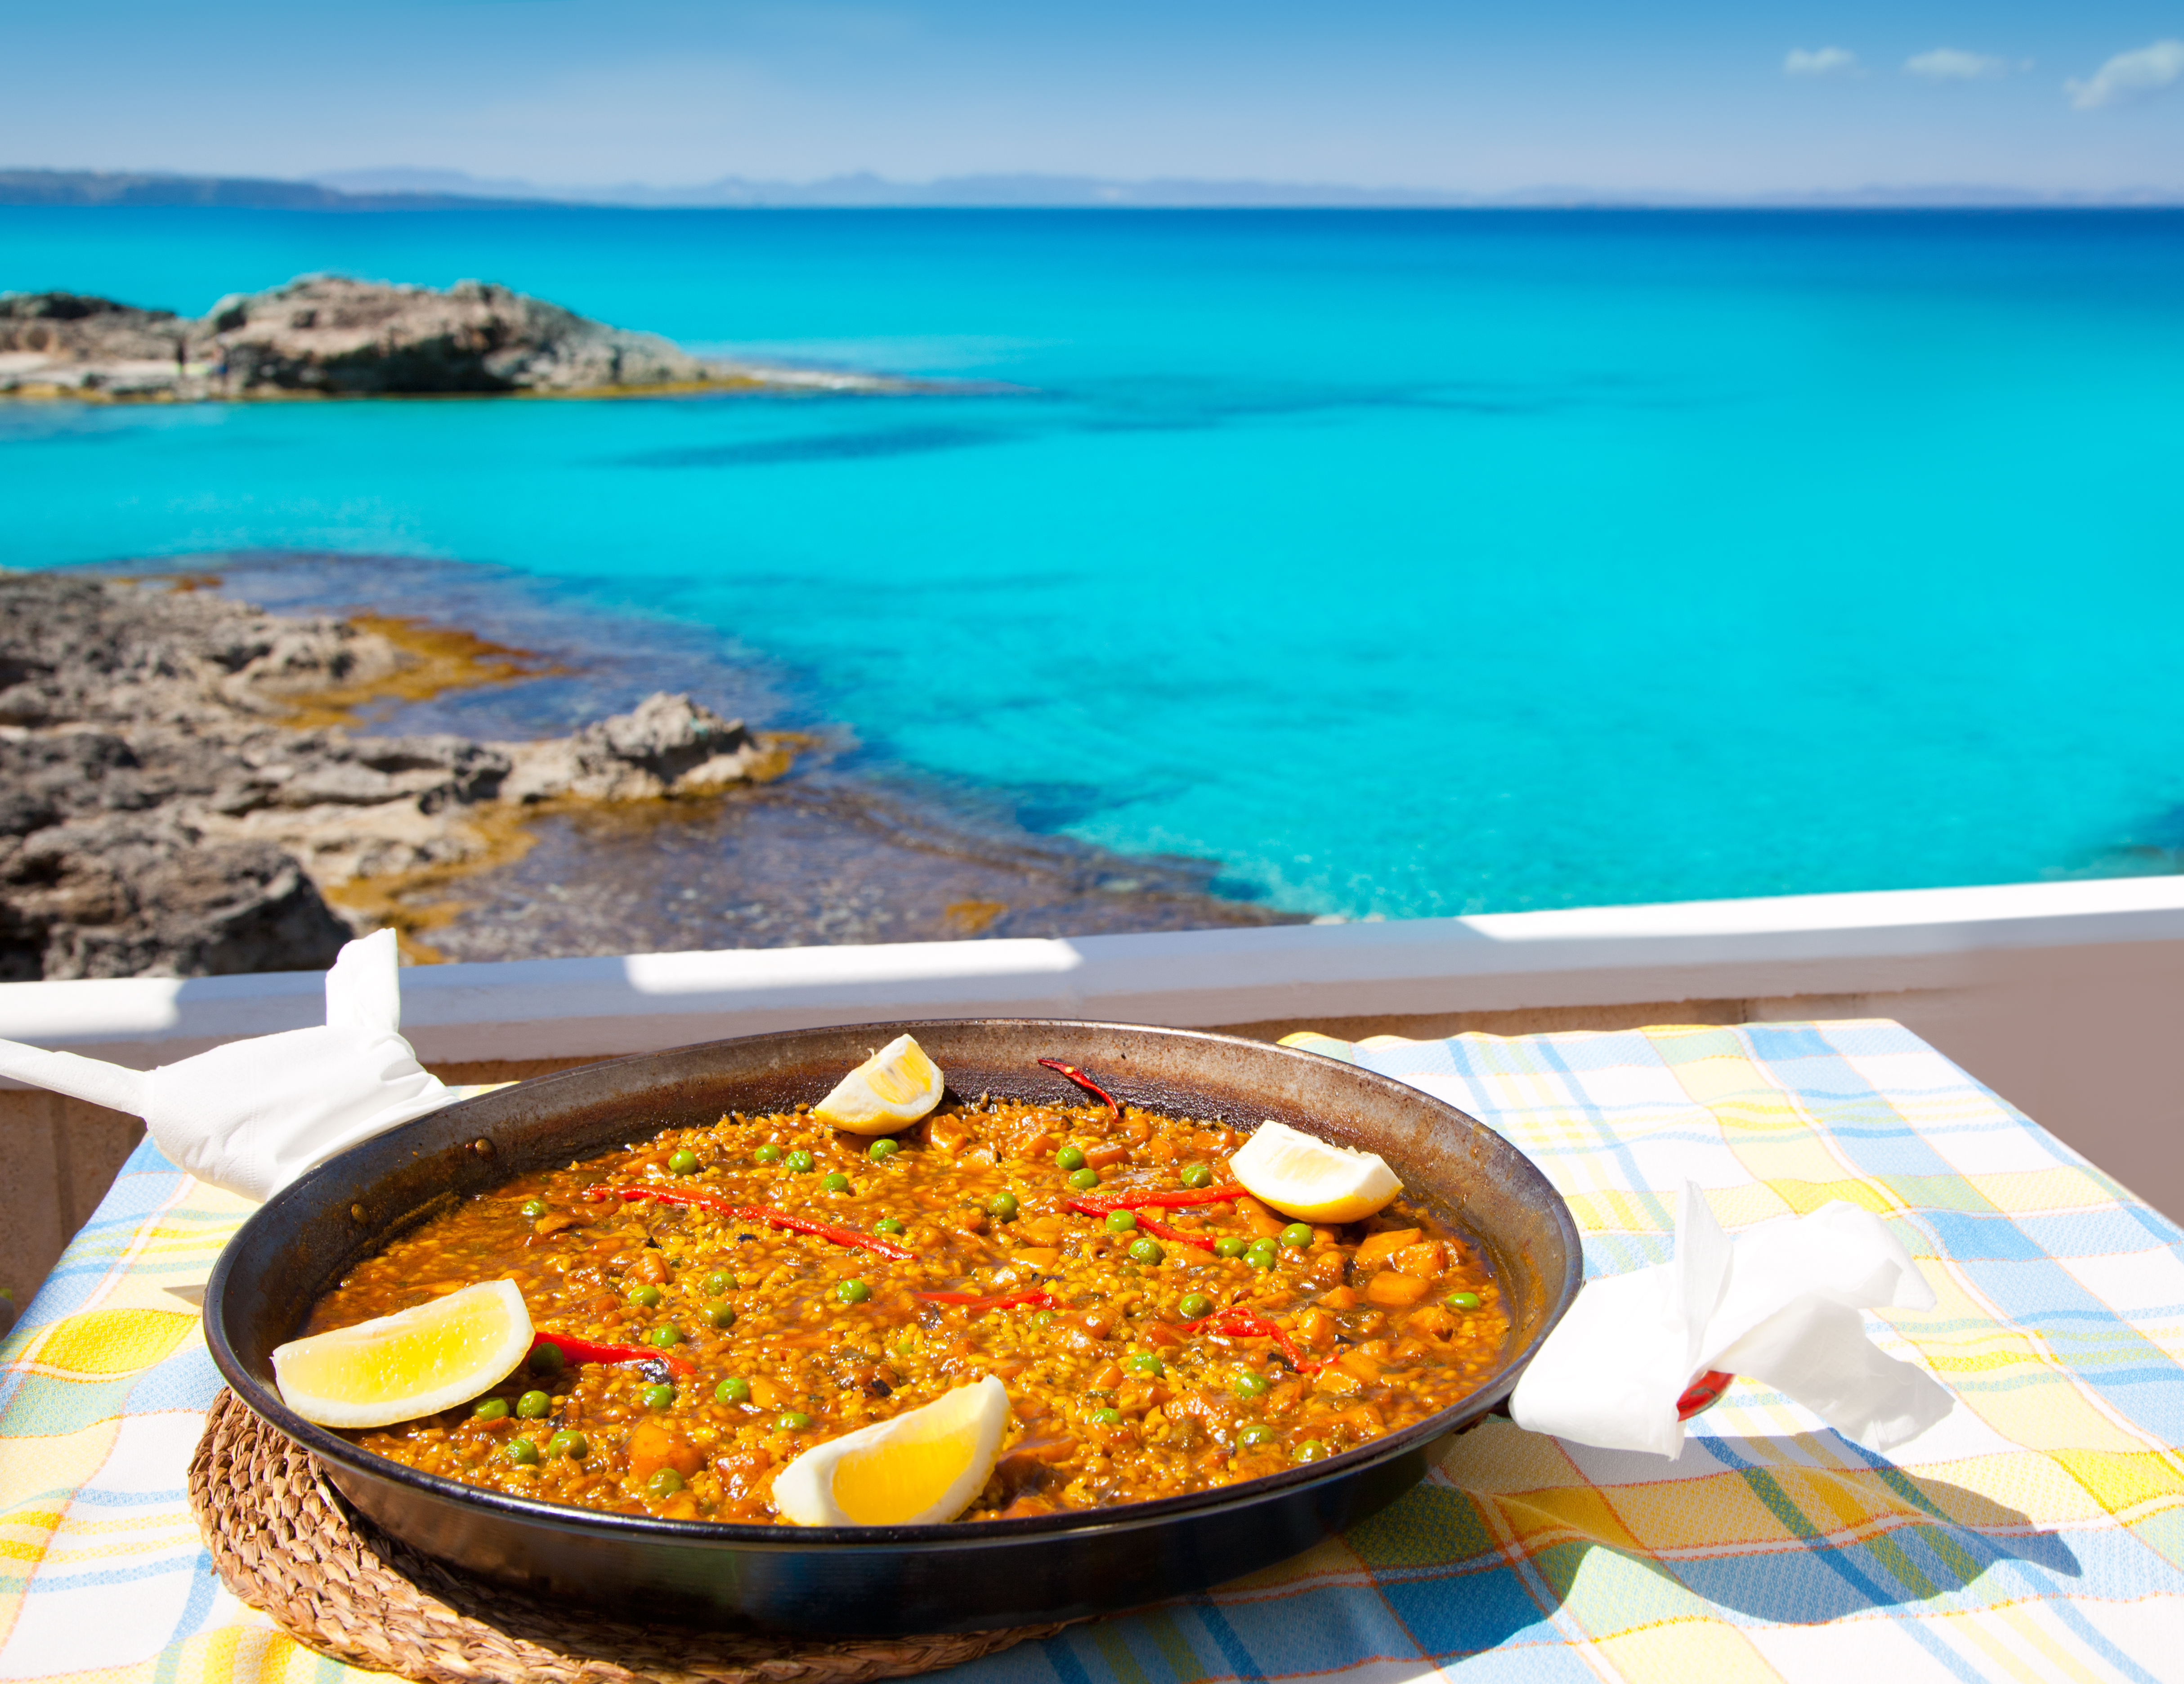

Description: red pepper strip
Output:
[1064,1186,1251,1214]
[1180,1306,1328,1374]
[913,1289,1059,1313]
[530,1330,693,1376]
[1038,1057,1124,1121]
[583,1184,915,1262]
[1065,1197,1217,1252]
[1676,1370,1733,1420]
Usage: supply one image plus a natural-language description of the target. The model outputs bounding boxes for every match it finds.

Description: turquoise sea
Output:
[6,208,2184,920]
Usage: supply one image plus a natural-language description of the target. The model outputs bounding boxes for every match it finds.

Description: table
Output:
[4,1020,2180,1682]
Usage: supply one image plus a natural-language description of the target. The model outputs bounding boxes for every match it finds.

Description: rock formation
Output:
[0,573,792,979]
[0,276,911,400]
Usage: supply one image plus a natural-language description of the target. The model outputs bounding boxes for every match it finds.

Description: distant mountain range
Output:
[4,166,2180,211]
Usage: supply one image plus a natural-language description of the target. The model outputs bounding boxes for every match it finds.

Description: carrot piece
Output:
[1391,1241,1444,1278]
[1354,1228,1423,1267]
[1365,1270,1429,1307]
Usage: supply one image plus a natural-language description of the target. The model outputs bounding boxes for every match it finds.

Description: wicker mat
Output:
[188,1390,1070,1684]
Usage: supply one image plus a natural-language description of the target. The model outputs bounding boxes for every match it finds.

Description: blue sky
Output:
[4,0,2181,195]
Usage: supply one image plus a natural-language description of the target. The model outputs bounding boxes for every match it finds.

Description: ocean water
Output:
[5,207,2184,919]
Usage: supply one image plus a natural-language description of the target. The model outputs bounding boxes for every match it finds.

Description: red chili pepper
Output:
[1065,1196,1217,1252]
[530,1330,693,1376]
[1180,1306,1328,1374]
[1676,1370,1733,1420]
[1038,1058,1124,1121]
[584,1185,914,1262]
[1065,1185,1250,1214]
[913,1289,1058,1313]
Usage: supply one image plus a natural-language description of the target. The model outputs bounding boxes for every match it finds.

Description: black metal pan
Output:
[204,1020,1580,1636]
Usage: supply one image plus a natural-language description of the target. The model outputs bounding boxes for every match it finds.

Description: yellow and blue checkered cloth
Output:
[4,1021,2181,1682]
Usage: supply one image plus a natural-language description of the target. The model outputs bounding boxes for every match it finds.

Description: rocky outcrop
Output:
[0,276,914,400]
[0,573,794,978]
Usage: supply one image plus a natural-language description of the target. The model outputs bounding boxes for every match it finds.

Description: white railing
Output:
[5,875,2182,1215]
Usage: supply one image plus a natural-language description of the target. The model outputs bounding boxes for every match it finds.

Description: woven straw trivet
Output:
[189,1390,1071,1684]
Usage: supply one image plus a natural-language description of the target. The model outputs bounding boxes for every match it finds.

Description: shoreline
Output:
[1,563,1298,978]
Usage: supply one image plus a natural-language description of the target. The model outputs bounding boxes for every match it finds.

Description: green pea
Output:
[529,1343,565,1374]
[640,1383,676,1411]
[1178,1292,1214,1319]
[836,1278,871,1304]
[1127,1352,1163,1375]
[1055,1145,1087,1171]
[648,1324,683,1348]
[868,1138,900,1161]
[1068,1167,1101,1191]
[823,1172,851,1193]
[989,1191,1019,1222]
[1238,1424,1276,1447]
[716,1377,751,1404]
[1445,1290,1483,1311]
[1293,1440,1331,1463]
[548,1429,588,1460]
[1105,1211,1138,1234]
[1129,1237,1165,1266]
[1214,1236,1248,1259]
[519,1198,549,1219]
[1090,1406,1123,1426]
[647,1468,685,1498]
[786,1150,815,1173]
[627,1283,662,1308]
[705,1272,733,1296]
[668,1148,700,1175]
[1179,1164,1213,1190]
[777,1411,814,1431]
[506,1437,540,1466]
[472,1397,510,1420]
[516,1390,552,1419]
[874,1218,907,1236]
[1234,1372,1271,1398]
[1280,1223,1315,1250]
[753,1144,783,1164]
[707,1300,737,1329]
[1246,1241,1280,1270]
[1029,1309,1056,1328]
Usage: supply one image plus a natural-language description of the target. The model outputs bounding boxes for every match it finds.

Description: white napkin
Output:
[1510,1181,1952,1457]
[0,929,452,1202]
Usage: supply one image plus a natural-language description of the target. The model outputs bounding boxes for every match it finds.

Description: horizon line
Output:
[5,165,2183,212]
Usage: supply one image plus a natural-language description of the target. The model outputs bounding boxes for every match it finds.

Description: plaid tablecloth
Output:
[4,1021,2181,1683]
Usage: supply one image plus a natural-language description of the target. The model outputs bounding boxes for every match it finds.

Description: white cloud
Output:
[1904,49,2008,81]
[1784,46,1859,78]
[2067,39,2184,109]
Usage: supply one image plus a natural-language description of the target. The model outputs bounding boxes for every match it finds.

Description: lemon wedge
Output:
[774,1375,1010,1526]
[271,1280,534,1429]
[1229,1120,1402,1224]
[811,1033,947,1134]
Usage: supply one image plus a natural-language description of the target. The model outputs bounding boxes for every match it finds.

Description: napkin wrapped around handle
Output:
[1511,1181,1952,1457]
[0,929,452,1203]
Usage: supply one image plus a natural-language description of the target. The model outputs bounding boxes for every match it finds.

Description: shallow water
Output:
[9,208,2184,919]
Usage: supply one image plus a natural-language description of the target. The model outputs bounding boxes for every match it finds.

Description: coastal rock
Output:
[0,818,351,981]
[206,276,713,395]
[0,573,793,977]
[504,693,761,802]
[0,572,405,726]
[0,277,917,400]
